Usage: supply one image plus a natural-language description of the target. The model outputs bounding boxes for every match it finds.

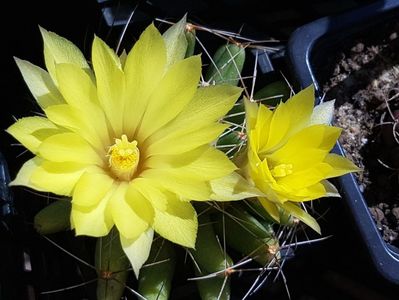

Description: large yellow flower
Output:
[8,24,244,274]
[244,85,359,232]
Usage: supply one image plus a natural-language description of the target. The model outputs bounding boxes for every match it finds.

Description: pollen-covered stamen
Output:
[108,135,140,181]
[271,163,293,178]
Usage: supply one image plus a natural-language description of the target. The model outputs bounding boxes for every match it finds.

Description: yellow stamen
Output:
[271,163,293,178]
[108,135,139,181]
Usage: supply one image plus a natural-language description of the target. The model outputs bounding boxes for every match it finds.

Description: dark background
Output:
[1,0,398,299]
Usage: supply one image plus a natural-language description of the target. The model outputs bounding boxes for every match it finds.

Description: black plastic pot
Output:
[287,0,399,285]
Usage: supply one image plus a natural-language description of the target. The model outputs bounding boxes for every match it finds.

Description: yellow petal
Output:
[268,125,342,171]
[14,57,64,109]
[92,36,125,136]
[39,26,89,85]
[45,104,109,151]
[109,183,149,240]
[247,154,287,203]
[324,153,361,178]
[284,84,315,124]
[281,202,321,234]
[248,149,276,190]
[55,63,98,108]
[265,85,314,151]
[9,157,42,188]
[278,163,333,189]
[273,149,327,175]
[142,168,211,200]
[137,55,201,140]
[146,84,241,151]
[286,182,327,201]
[176,85,242,131]
[129,178,167,211]
[147,123,228,156]
[39,132,102,165]
[30,160,87,196]
[71,187,114,237]
[73,171,114,206]
[153,195,198,248]
[146,146,236,181]
[244,97,259,131]
[210,172,264,201]
[49,89,110,149]
[121,228,154,278]
[45,104,78,128]
[253,103,273,153]
[124,24,166,134]
[7,116,60,154]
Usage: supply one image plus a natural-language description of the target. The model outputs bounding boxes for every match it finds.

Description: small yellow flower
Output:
[8,24,243,275]
[244,85,359,233]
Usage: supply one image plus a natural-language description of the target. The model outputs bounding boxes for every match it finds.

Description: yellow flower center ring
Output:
[108,135,140,181]
[270,163,293,178]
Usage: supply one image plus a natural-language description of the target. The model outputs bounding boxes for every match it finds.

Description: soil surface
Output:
[323,22,399,248]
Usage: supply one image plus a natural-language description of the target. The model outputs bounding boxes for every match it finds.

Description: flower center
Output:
[108,135,139,181]
[271,163,293,178]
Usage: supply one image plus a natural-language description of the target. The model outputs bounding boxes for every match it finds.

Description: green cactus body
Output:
[222,100,245,126]
[207,43,246,158]
[184,26,196,57]
[205,43,246,86]
[95,229,130,300]
[245,199,275,223]
[279,208,297,226]
[217,130,244,148]
[190,214,232,300]
[254,81,291,106]
[229,206,274,238]
[216,100,246,158]
[138,238,176,300]
[190,214,233,273]
[213,207,280,266]
[34,199,71,234]
[195,268,230,300]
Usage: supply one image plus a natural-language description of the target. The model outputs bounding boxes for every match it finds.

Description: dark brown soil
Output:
[323,22,399,247]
